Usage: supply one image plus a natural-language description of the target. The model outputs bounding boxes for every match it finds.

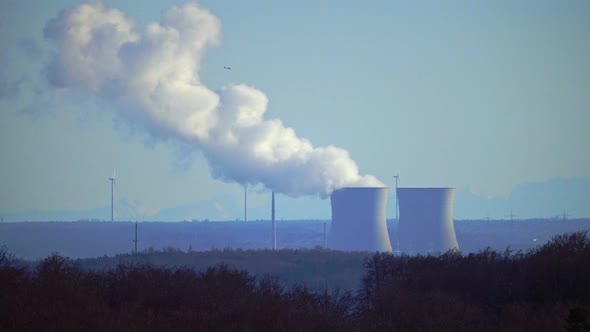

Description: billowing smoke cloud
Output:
[44,2,384,197]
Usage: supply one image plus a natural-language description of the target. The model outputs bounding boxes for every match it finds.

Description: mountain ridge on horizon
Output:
[2,177,589,222]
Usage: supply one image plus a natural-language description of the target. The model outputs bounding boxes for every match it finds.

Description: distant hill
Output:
[2,177,589,221]
[455,177,590,219]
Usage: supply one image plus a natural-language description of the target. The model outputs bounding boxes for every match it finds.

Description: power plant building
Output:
[397,187,459,254]
[329,187,392,252]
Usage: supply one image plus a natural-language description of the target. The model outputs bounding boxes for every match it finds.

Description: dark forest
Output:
[1,231,589,331]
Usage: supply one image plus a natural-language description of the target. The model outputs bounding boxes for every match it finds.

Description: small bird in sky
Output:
[223,66,231,70]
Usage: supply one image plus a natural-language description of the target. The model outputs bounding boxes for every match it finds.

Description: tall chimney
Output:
[272,191,276,250]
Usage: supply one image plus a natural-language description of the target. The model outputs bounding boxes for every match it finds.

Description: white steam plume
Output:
[44,2,384,197]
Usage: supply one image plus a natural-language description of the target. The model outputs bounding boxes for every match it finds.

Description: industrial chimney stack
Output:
[272,191,276,250]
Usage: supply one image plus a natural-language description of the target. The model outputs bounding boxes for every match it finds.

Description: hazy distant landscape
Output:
[3,176,590,222]
[2,218,589,260]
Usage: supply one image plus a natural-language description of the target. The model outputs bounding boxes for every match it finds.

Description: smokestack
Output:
[329,187,392,252]
[397,188,459,254]
[323,222,327,249]
[272,191,276,250]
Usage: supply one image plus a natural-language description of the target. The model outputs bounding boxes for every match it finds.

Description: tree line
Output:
[1,231,590,331]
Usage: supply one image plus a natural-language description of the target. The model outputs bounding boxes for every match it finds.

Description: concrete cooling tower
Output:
[329,187,392,252]
[397,188,459,254]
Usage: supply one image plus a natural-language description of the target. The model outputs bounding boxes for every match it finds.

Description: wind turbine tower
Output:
[244,184,247,222]
[109,170,115,223]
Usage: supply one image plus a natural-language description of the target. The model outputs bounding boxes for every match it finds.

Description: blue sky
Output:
[0,1,589,220]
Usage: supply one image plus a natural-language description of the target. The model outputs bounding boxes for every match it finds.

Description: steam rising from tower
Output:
[44,2,383,197]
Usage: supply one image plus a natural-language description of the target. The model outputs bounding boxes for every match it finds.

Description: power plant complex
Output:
[329,186,459,254]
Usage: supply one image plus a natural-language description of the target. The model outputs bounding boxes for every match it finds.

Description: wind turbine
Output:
[109,169,115,223]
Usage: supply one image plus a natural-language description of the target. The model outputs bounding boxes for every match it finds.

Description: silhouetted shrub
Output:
[566,306,590,332]
[0,231,589,331]
[358,231,590,331]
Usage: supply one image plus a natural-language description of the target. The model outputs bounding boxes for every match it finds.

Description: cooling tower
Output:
[397,188,459,254]
[329,187,392,252]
